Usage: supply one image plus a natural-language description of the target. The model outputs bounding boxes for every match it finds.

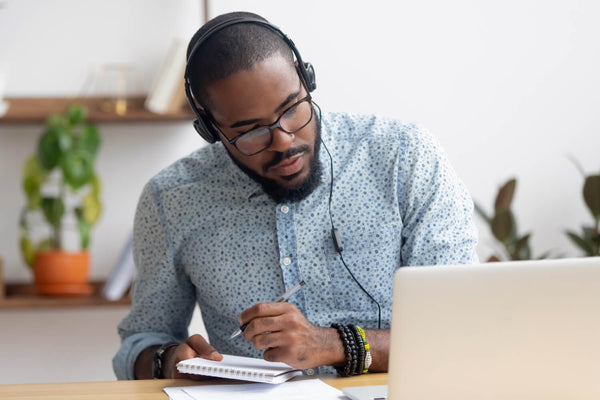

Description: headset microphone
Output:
[332,228,344,253]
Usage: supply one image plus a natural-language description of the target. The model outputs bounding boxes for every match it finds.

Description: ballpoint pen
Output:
[229,280,306,339]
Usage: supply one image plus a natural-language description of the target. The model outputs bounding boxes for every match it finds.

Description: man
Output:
[113,11,478,380]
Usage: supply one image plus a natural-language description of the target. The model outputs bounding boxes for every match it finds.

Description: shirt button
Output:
[306,368,315,376]
[281,205,289,214]
[282,257,291,266]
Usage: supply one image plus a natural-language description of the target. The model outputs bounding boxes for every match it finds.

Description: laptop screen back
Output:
[387,257,600,399]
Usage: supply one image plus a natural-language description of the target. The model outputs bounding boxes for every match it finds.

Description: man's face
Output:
[205,54,320,200]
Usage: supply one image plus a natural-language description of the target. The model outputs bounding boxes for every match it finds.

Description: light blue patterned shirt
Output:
[113,111,478,379]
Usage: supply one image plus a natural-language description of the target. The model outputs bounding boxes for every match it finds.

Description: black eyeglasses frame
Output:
[209,94,314,156]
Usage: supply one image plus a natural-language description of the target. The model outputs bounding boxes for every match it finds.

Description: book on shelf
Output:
[101,234,135,301]
[145,38,188,114]
[176,354,302,384]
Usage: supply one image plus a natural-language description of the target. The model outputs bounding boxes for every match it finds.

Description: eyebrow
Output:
[228,90,301,129]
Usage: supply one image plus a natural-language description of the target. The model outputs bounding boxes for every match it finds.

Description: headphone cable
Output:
[318,126,382,329]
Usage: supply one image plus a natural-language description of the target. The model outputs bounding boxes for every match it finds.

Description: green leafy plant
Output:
[475,178,549,262]
[19,104,102,267]
[565,162,600,256]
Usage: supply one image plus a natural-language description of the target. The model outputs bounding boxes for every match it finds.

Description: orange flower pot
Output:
[33,251,93,295]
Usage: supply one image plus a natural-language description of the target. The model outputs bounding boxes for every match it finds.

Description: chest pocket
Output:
[326,219,399,319]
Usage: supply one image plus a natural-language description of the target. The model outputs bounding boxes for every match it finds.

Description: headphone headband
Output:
[184,15,316,144]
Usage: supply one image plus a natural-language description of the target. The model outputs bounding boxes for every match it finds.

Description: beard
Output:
[229,121,322,204]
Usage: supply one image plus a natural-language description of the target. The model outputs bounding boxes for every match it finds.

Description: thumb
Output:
[186,334,223,361]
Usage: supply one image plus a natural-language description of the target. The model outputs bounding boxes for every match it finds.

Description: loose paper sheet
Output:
[164,379,345,400]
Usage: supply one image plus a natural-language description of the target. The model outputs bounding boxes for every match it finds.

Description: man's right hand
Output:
[134,334,223,379]
[164,334,223,379]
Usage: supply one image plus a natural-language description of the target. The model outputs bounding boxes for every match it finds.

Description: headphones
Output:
[184,15,317,144]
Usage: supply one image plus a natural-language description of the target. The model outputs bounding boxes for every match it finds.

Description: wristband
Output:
[331,323,363,376]
[152,342,179,379]
[356,325,371,373]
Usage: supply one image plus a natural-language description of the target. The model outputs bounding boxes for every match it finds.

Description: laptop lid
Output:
[387,257,600,400]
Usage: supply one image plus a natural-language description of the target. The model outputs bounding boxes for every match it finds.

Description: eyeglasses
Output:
[218,94,314,156]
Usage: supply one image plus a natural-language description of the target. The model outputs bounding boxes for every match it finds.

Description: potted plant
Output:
[19,104,102,295]
[475,178,551,261]
[565,163,600,256]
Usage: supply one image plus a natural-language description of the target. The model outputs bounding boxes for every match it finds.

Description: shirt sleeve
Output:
[112,180,197,380]
[398,127,479,266]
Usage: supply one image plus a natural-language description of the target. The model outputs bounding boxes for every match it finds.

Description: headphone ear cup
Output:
[193,117,219,143]
[301,62,316,92]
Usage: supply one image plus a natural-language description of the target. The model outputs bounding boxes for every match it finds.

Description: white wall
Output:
[0,0,599,384]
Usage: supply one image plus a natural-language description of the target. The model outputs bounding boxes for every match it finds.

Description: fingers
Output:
[186,334,223,361]
[238,301,296,326]
[240,303,300,340]
[168,335,223,380]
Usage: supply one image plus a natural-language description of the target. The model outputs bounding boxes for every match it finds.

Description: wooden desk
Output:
[0,374,388,399]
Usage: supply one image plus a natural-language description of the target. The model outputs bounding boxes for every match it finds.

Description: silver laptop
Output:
[344,257,600,400]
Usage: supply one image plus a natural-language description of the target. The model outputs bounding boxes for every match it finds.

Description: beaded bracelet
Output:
[356,325,372,373]
[331,323,358,376]
[349,325,365,375]
[343,324,359,375]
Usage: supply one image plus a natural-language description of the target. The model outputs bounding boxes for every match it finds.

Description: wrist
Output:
[330,323,371,376]
[152,342,179,379]
[319,326,346,367]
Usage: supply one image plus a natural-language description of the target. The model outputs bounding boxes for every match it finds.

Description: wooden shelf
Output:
[0,96,194,124]
[0,281,131,309]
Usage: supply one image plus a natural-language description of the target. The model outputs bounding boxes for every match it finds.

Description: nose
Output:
[266,128,294,153]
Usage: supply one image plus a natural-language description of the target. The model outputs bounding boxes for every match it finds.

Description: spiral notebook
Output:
[176,354,302,384]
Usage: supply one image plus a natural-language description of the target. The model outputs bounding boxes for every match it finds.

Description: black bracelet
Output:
[332,323,360,377]
[343,324,359,375]
[349,325,365,375]
[152,342,179,379]
[331,323,351,376]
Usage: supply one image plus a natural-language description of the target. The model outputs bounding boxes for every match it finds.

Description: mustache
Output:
[262,145,310,173]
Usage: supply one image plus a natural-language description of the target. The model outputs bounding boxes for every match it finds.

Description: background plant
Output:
[565,162,600,256]
[19,104,102,267]
[475,178,549,261]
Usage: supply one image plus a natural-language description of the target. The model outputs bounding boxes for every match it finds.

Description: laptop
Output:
[343,257,600,399]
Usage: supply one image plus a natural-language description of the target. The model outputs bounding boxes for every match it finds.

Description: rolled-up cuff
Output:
[112,332,179,380]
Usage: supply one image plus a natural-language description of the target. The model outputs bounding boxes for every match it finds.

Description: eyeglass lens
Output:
[235,98,313,155]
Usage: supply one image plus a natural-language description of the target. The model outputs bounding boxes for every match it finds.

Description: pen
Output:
[229,280,306,339]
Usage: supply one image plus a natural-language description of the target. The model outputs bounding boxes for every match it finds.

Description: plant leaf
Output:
[82,191,102,225]
[565,230,594,256]
[77,213,91,249]
[41,197,65,226]
[491,208,514,243]
[78,124,101,159]
[583,175,600,220]
[494,178,516,211]
[473,202,491,224]
[66,104,87,125]
[37,128,61,170]
[60,150,94,190]
[45,112,67,130]
[513,233,531,260]
[90,174,102,197]
[19,235,35,268]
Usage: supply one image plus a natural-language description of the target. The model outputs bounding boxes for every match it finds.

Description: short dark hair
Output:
[186,12,294,106]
